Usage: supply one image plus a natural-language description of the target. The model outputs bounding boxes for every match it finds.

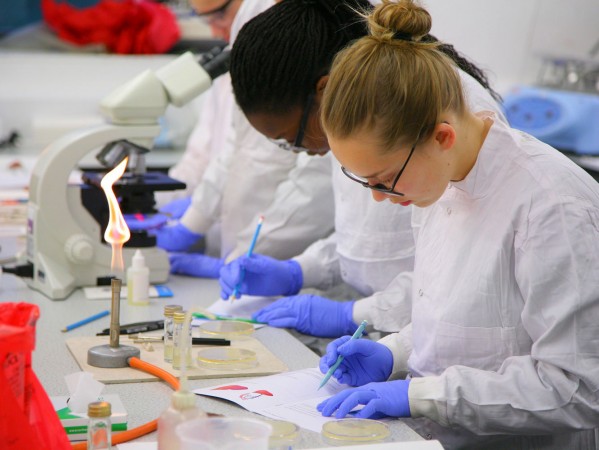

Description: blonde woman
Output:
[317,1,599,448]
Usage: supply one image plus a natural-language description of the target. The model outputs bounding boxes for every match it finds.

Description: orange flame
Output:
[101,157,131,275]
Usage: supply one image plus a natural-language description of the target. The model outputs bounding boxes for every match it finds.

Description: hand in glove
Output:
[219,254,303,299]
[152,222,203,252]
[159,196,192,219]
[252,295,357,338]
[124,213,169,231]
[169,253,223,279]
[319,337,393,387]
[317,380,411,419]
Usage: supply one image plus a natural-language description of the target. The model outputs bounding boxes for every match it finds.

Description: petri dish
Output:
[198,320,254,339]
[264,419,300,449]
[196,347,258,370]
[321,418,391,446]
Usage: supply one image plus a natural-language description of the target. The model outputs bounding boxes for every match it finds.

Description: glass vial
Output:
[172,310,192,370]
[87,401,112,450]
[164,304,183,363]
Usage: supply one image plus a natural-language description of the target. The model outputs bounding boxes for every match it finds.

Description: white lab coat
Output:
[177,0,335,259]
[379,113,599,449]
[295,69,507,332]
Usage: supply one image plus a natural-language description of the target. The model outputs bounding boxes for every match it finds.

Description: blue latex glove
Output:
[219,254,303,299]
[169,253,223,278]
[159,196,192,219]
[319,337,393,387]
[317,380,411,419]
[124,213,169,231]
[152,222,203,252]
[252,295,357,338]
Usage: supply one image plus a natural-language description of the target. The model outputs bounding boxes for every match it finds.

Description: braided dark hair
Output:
[231,0,372,115]
[425,36,502,102]
[230,0,500,115]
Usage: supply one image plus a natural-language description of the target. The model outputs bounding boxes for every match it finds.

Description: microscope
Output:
[21,48,230,300]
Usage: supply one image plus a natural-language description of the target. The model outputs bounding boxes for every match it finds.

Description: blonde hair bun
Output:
[368,0,432,42]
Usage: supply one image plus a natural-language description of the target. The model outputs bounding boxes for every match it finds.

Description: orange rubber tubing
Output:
[71,357,180,450]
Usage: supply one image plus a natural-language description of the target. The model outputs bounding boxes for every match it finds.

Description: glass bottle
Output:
[164,304,183,363]
[87,401,112,450]
[172,310,192,370]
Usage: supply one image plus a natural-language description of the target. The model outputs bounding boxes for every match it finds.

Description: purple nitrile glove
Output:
[252,295,357,338]
[317,380,411,419]
[169,253,223,278]
[152,222,203,252]
[218,254,303,300]
[124,213,169,231]
[159,196,192,219]
[319,337,393,387]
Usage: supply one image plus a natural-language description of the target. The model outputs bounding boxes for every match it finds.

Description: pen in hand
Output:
[318,320,368,390]
[230,215,264,302]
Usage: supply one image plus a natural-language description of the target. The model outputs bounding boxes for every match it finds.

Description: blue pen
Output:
[61,310,110,332]
[318,320,368,390]
[230,215,264,301]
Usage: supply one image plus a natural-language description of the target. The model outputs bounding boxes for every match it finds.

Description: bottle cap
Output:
[164,304,183,317]
[173,311,187,323]
[132,249,145,268]
[171,389,200,411]
[88,401,111,418]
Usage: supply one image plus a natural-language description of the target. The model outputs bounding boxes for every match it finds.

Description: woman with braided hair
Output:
[316,1,599,448]
[219,0,506,339]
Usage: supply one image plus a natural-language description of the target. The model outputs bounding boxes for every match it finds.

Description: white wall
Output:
[0,52,203,153]
[424,0,599,95]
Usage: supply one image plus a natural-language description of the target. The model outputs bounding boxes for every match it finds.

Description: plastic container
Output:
[265,419,300,449]
[321,418,391,446]
[176,417,272,450]
[127,249,149,305]
[157,390,206,450]
[198,320,254,339]
[196,347,258,371]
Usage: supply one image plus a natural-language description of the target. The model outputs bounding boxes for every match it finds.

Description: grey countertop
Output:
[0,273,424,448]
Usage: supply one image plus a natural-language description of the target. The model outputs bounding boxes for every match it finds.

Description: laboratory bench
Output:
[0,273,425,448]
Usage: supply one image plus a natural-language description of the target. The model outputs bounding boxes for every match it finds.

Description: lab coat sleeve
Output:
[378,323,413,376]
[169,75,231,196]
[226,152,335,261]
[218,107,301,258]
[293,232,342,291]
[408,201,599,434]
[352,271,413,333]
[179,114,236,235]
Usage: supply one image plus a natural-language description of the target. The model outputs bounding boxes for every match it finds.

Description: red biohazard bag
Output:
[0,302,71,450]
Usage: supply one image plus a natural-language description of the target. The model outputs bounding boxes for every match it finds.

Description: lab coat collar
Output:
[449,111,516,199]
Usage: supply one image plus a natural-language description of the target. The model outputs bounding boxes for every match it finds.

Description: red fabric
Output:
[42,0,181,54]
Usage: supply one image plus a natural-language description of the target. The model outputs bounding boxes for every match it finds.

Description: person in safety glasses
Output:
[314,1,599,449]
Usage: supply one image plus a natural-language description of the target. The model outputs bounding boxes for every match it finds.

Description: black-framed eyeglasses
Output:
[195,0,236,19]
[268,92,314,153]
[341,139,418,197]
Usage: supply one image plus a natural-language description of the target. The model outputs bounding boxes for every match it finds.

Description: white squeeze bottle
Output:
[127,249,150,305]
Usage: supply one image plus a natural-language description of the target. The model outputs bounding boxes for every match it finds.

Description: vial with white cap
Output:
[127,249,149,306]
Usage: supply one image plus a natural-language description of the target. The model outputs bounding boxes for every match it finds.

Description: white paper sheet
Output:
[194,367,354,433]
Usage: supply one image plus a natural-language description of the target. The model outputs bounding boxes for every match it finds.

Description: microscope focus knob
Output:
[65,235,95,264]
